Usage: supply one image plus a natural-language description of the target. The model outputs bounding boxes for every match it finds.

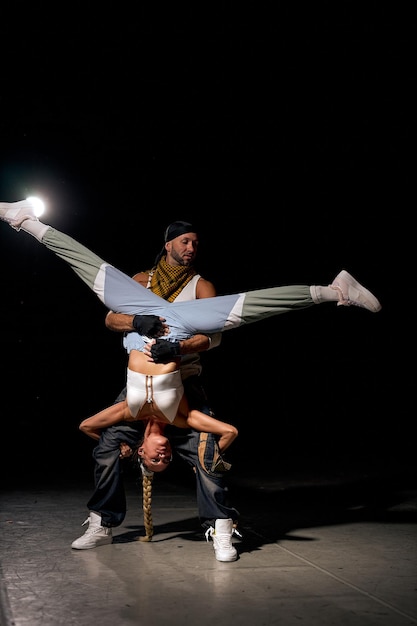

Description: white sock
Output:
[20,219,50,240]
[310,284,338,304]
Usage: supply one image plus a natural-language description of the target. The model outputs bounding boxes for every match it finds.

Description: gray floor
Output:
[1,463,416,626]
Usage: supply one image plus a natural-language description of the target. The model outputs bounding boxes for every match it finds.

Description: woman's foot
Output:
[0,199,39,231]
[330,270,381,312]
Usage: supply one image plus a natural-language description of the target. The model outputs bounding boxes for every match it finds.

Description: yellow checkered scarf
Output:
[147,255,197,302]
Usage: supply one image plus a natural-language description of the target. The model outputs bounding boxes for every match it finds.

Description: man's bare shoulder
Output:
[132,271,151,287]
[196,276,217,299]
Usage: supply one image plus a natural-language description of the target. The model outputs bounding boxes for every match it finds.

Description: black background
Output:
[0,3,413,483]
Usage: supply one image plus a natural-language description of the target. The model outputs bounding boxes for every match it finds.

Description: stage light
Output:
[26,196,45,218]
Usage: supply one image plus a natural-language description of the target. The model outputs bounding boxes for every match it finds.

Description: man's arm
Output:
[105,311,136,333]
[105,311,215,354]
[105,312,167,337]
[105,270,150,332]
[105,272,221,354]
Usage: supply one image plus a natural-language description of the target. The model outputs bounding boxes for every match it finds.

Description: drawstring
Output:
[145,375,154,404]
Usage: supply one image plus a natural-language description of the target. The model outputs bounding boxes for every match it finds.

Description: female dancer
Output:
[0,199,381,475]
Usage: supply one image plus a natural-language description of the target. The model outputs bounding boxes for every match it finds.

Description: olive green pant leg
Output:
[42,227,108,294]
[240,285,314,325]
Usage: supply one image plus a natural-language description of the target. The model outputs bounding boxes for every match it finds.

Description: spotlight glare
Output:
[26,196,45,218]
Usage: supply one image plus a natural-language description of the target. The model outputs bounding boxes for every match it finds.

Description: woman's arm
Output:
[79,400,132,441]
[186,411,238,453]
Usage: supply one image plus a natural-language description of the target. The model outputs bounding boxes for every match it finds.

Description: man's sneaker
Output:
[330,270,381,313]
[205,518,241,562]
[71,511,113,550]
[0,199,39,231]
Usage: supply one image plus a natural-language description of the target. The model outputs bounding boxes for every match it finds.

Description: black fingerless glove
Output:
[132,315,164,337]
[150,339,181,363]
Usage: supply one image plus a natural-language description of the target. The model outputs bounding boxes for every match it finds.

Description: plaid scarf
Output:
[147,255,197,302]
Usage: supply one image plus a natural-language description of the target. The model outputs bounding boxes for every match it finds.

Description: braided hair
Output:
[138,461,154,542]
[132,443,154,542]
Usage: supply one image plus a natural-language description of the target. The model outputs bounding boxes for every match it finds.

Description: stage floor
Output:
[1,462,416,626]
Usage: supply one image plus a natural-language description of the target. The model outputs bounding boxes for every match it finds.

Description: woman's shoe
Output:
[330,270,381,313]
[0,199,40,231]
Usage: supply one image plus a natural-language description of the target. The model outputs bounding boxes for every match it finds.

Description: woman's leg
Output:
[169,274,380,335]
[42,229,168,314]
[238,285,315,324]
[1,201,381,338]
[0,200,169,314]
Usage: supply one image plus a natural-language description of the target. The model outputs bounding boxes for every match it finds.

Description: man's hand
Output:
[132,315,168,338]
[149,338,181,363]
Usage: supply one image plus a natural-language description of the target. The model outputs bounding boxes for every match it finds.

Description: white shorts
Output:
[126,369,184,423]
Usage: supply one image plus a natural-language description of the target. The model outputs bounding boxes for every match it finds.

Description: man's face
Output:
[165,232,198,267]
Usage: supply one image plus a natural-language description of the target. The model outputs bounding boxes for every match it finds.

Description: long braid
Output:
[132,444,155,542]
[139,468,154,542]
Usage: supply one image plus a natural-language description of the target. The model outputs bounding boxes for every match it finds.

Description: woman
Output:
[0,199,382,475]
[79,384,238,473]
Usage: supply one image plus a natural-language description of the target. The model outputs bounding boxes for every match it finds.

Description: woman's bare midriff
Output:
[128,349,180,375]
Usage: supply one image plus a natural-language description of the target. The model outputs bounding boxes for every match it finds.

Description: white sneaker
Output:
[71,512,113,550]
[205,518,240,562]
[0,199,39,231]
[330,270,381,313]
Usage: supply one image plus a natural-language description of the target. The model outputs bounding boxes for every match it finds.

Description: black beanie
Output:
[164,221,196,242]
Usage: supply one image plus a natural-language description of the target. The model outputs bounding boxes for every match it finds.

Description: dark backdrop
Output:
[0,4,413,484]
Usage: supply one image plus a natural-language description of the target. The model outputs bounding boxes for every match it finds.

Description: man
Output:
[71,221,241,562]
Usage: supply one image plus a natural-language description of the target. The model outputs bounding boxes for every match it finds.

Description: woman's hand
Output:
[143,338,156,361]
[119,442,133,459]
